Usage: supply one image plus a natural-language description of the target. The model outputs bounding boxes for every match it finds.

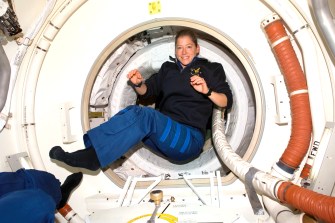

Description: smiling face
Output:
[175,34,200,68]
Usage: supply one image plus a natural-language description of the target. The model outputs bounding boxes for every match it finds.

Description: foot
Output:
[49,146,66,161]
[57,172,83,209]
[49,146,101,171]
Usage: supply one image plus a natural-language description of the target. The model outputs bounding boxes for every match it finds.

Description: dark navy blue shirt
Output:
[141,57,233,136]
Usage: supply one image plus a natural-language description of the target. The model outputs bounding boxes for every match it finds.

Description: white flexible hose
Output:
[21,0,87,170]
[0,0,57,131]
[212,108,280,200]
[211,108,307,222]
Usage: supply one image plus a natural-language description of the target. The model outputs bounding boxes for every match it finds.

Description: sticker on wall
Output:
[148,1,161,15]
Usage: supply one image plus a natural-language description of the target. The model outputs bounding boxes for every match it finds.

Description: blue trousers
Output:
[0,189,56,223]
[0,169,61,223]
[84,105,205,167]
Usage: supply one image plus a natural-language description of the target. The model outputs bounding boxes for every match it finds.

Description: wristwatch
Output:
[205,88,212,96]
[131,81,143,88]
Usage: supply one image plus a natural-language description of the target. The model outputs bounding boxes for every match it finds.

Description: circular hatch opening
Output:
[82,20,263,188]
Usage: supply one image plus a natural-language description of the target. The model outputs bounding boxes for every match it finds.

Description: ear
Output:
[196,44,200,54]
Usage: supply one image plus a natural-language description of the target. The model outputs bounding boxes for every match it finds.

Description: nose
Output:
[182,47,186,54]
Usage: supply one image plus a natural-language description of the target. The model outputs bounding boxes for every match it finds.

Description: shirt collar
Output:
[169,56,199,70]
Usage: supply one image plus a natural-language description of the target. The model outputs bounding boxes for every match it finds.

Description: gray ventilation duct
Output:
[0,45,10,112]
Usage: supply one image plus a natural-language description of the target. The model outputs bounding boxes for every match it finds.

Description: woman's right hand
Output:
[127,69,143,85]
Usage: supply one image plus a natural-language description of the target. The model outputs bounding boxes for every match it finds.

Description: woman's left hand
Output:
[190,75,209,94]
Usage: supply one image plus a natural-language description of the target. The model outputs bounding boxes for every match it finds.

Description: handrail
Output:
[310,0,335,62]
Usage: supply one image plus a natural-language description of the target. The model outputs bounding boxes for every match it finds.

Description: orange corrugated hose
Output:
[264,17,335,223]
[58,203,73,218]
[300,163,312,180]
[278,182,335,223]
[264,19,312,173]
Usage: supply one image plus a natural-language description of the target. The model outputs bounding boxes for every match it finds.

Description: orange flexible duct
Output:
[263,18,312,174]
[262,16,335,223]
[278,182,335,223]
[300,163,312,180]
